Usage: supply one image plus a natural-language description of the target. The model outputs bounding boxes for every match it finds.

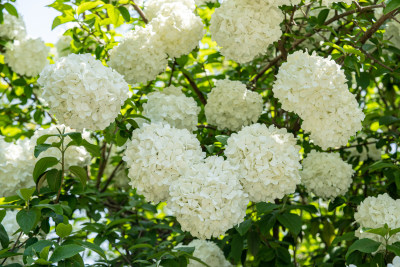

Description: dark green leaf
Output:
[81,140,100,157]
[36,134,58,145]
[46,169,62,192]
[64,132,82,145]
[229,235,243,263]
[256,202,277,214]
[277,213,302,236]
[379,115,400,126]
[235,219,252,236]
[384,0,400,14]
[387,244,400,256]
[33,157,59,182]
[74,240,107,260]
[317,9,329,25]
[345,238,381,259]
[17,188,35,201]
[16,209,38,234]
[215,135,229,146]
[0,224,9,248]
[118,6,130,22]
[34,144,52,158]
[49,244,84,262]
[4,3,18,17]
[56,223,72,238]
[69,166,87,188]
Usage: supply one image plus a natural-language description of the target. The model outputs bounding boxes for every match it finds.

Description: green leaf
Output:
[46,169,62,192]
[379,115,400,126]
[328,197,346,211]
[118,6,130,22]
[51,14,75,30]
[0,210,5,223]
[256,202,278,213]
[4,3,18,17]
[33,157,59,182]
[277,213,302,236]
[367,161,398,172]
[74,240,107,260]
[81,140,100,157]
[365,226,389,237]
[235,219,252,236]
[317,9,329,25]
[36,134,58,145]
[387,244,400,256]
[0,224,9,249]
[215,135,229,146]
[229,235,243,263]
[332,231,355,245]
[77,1,103,15]
[248,230,260,256]
[345,238,381,259]
[56,223,72,238]
[17,188,36,201]
[69,166,87,188]
[389,227,400,237]
[49,244,84,262]
[34,144,52,158]
[383,0,400,14]
[35,204,63,215]
[16,209,39,234]
[64,132,82,145]
[24,240,53,257]
[39,245,50,260]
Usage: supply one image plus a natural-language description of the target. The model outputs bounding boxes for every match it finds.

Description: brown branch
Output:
[359,48,394,72]
[100,160,124,193]
[182,71,207,105]
[358,9,398,45]
[132,1,148,24]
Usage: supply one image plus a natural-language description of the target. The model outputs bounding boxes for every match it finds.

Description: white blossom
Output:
[144,0,196,20]
[0,137,35,197]
[176,240,231,267]
[143,86,200,131]
[225,124,301,203]
[169,156,248,239]
[210,0,288,63]
[150,2,204,58]
[321,0,353,6]
[384,16,400,50]
[123,123,205,203]
[301,151,354,199]
[348,135,381,161]
[388,256,400,267]
[205,79,263,131]
[4,37,49,77]
[272,51,364,149]
[55,35,73,58]
[108,25,168,84]
[354,194,400,248]
[29,125,92,169]
[38,53,129,131]
[0,13,26,40]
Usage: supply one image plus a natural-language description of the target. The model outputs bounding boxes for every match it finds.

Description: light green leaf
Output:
[56,223,72,238]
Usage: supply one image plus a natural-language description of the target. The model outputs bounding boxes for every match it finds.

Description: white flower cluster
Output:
[0,137,35,197]
[143,86,200,131]
[149,2,204,59]
[272,51,364,149]
[144,0,195,20]
[2,210,20,241]
[169,156,248,239]
[108,25,168,84]
[388,256,400,267]
[195,0,218,6]
[55,35,73,58]
[354,193,400,247]
[0,13,26,40]
[123,123,205,203]
[384,16,400,50]
[29,125,92,169]
[38,53,129,131]
[225,123,301,203]
[300,151,354,199]
[348,136,381,161]
[321,0,353,6]
[176,240,231,267]
[205,79,263,131]
[210,0,294,63]
[4,38,49,77]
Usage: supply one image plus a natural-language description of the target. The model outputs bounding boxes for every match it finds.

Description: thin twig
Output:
[182,71,207,105]
[100,160,124,193]
[131,1,148,24]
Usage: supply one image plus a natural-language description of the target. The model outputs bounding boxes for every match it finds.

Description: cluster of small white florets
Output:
[169,156,248,239]
[123,123,205,203]
[210,0,295,63]
[144,0,195,20]
[384,16,400,50]
[0,137,35,197]
[29,125,92,169]
[388,256,400,267]
[4,37,49,77]
[175,240,231,267]
[300,151,354,199]
[205,79,263,131]
[348,135,381,161]
[55,35,73,58]
[225,123,301,203]
[0,13,26,40]
[143,86,200,131]
[38,53,129,131]
[354,193,400,248]
[108,25,168,84]
[272,51,364,149]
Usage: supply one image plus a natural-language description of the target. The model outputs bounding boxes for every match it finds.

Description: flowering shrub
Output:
[0,0,399,266]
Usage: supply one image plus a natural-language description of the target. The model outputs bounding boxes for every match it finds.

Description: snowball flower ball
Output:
[205,79,263,131]
[29,125,91,169]
[176,240,231,267]
[301,151,354,199]
[123,123,205,203]
[388,256,400,267]
[38,53,129,131]
[210,0,285,63]
[225,124,301,203]
[0,137,35,197]
[169,156,248,239]
[108,25,168,84]
[0,13,26,40]
[272,51,364,149]
[55,35,73,58]
[348,136,381,161]
[354,193,400,248]
[4,38,49,77]
[150,2,204,58]
[144,0,196,20]
[142,86,200,131]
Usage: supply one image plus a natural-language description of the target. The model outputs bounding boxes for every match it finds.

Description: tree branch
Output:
[182,71,207,105]
[131,1,148,24]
